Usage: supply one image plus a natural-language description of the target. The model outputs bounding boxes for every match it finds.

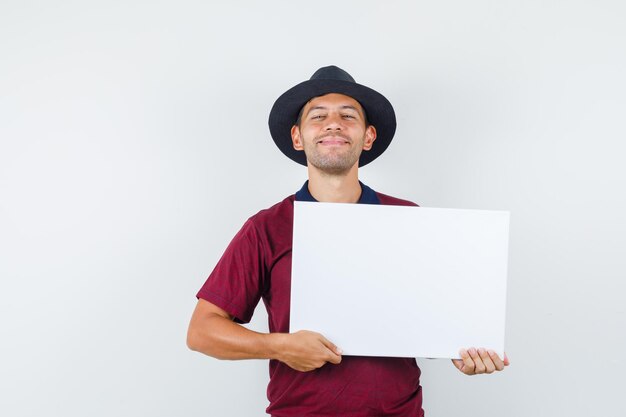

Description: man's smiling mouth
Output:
[316,134,351,145]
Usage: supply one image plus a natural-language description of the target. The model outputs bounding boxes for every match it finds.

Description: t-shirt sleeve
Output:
[196,219,266,324]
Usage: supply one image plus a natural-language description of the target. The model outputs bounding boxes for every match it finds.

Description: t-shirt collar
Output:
[295,180,380,205]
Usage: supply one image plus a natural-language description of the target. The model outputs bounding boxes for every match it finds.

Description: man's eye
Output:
[311,115,324,120]
[342,114,355,119]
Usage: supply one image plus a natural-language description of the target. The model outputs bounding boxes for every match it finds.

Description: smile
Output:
[316,137,350,145]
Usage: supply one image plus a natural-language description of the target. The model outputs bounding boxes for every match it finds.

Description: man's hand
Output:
[277,330,342,372]
[452,347,509,375]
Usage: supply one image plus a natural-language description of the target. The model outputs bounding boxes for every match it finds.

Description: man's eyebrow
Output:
[305,105,327,116]
[305,105,361,115]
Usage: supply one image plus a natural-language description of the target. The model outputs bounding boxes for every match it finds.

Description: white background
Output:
[1,1,624,416]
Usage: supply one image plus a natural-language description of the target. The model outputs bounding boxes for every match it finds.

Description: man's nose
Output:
[324,113,342,130]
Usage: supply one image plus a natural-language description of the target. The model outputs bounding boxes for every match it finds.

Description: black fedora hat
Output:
[268,65,396,167]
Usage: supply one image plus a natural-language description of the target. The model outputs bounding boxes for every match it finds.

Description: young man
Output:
[187,66,509,416]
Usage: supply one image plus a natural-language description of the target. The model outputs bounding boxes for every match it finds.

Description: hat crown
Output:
[310,65,355,83]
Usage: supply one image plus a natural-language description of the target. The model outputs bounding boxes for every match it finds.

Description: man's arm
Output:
[186,298,342,372]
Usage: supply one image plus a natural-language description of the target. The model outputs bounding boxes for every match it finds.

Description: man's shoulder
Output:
[375,191,419,207]
[247,194,295,229]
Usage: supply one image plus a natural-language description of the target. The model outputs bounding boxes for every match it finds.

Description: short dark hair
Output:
[294,98,370,128]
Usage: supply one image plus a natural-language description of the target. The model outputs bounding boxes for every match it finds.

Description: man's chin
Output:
[306,159,359,176]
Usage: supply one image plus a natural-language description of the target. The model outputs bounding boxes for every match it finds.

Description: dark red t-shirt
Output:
[197,182,424,417]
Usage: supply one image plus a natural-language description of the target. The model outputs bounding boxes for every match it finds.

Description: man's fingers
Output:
[456,347,509,375]
[478,348,496,373]
[320,336,342,364]
[320,336,342,355]
[452,358,465,372]
[459,348,475,375]
[487,349,505,371]
[327,353,342,364]
[282,330,344,371]
[468,348,486,374]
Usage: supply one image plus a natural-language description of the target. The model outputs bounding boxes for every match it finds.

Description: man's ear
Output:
[362,125,377,151]
[291,125,304,150]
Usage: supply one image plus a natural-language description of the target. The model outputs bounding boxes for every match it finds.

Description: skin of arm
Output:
[187,298,342,372]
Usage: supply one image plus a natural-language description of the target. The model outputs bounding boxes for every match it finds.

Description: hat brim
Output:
[268,79,396,167]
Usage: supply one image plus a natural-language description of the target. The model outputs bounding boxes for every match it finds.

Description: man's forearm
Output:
[187,312,285,360]
[186,299,342,372]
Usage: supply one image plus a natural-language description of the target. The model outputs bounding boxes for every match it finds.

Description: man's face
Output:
[291,93,377,175]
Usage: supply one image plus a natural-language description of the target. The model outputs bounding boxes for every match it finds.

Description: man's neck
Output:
[306,164,361,203]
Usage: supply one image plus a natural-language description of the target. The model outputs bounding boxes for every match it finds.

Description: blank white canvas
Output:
[291,202,510,359]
